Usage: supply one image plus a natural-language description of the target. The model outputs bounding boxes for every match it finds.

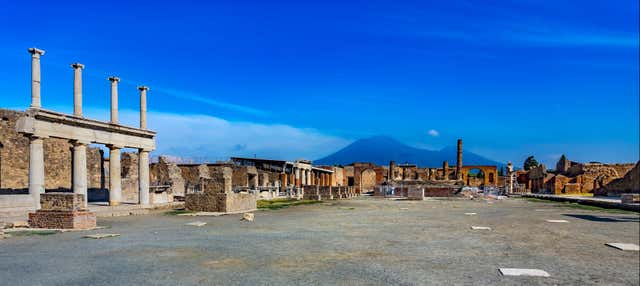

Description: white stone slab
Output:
[546,220,569,223]
[464,213,477,216]
[499,268,550,277]
[185,221,207,227]
[399,208,409,210]
[471,226,492,230]
[83,233,120,239]
[605,243,640,251]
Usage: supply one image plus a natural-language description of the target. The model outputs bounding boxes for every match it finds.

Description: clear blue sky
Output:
[1,0,638,167]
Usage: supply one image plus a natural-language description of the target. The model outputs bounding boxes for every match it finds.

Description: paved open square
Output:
[1,198,638,285]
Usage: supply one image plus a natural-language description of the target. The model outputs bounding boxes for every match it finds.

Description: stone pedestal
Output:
[28,193,96,229]
[185,168,257,213]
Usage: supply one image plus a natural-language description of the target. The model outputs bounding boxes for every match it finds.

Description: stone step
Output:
[0,195,35,208]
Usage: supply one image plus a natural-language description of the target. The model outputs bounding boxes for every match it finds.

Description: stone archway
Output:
[360,169,376,192]
[460,165,498,187]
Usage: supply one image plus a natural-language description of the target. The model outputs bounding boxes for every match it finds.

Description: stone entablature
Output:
[16,108,155,150]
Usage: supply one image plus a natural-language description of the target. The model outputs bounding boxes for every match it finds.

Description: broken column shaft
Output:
[456,139,463,180]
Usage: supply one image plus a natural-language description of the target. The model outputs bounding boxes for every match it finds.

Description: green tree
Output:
[524,156,539,171]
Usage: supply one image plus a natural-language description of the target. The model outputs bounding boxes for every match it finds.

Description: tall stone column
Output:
[138,150,150,206]
[306,170,311,186]
[442,161,449,180]
[72,141,88,207]
[109,146,122,206]
[456,139,463,180]
[28,48,45,108]
[138,86,149,129]
[109,76,120,124]
[71,63,84,116]
[28,136,45,209]
[295,168,300,187]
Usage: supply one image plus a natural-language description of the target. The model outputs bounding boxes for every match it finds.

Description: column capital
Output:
[107,144,123,150]
[28,134,48,140]
[138,86,149,91]
[108,76,120,82]
[28,47,45,56]
[70,62,85,69]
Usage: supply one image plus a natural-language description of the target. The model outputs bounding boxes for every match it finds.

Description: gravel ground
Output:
[1,197,638,286]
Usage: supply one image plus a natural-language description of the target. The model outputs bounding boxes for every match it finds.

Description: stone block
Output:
[40,192,86,211]
[407,188,425,200]
[28,210,96,229]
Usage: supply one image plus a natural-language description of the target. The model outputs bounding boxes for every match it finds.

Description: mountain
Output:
[314,136,503,168]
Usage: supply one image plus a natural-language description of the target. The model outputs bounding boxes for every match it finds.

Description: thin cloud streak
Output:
[152,86,270,117]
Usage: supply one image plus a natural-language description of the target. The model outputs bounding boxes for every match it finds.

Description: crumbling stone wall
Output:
[595,161,640,195]
[150,156,186,198]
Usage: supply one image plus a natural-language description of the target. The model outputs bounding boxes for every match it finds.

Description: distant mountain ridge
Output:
[314,136,503,168]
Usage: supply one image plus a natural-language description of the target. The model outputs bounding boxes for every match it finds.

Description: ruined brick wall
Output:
[332,167,345,186]
[1,109,29,191]
[87,148,104,190]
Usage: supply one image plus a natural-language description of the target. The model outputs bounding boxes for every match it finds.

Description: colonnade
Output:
[26,48,153,209]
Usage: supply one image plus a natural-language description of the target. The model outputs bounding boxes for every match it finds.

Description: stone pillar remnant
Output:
[109,146,122,206]
[72,141,88,207]
[443,161,449,180]
[109,76,120,124]
[456,139,463,180]
[28,48,45,108]
[29,136,45,209]
[71,63,84,116]
[138,86,149,129]
[139,150,150,206]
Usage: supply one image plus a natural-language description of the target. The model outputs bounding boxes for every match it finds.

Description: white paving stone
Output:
[464,213,477,216]
[185,221,207,227]
[605,243,640,251]
[499,268,550,277]
[546,219,569,223]
[83,233,120,239]
[471,226,491,230]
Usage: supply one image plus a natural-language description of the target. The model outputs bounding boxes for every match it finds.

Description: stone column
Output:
[389,161,396,182]
[456,139,463,180]
[139,150,150,206]
[306,170,311,186]
[28,136,45,209]
[72,141,88,207]
[71,63,84,116]
[443,161,449,180]
[28,48,45,108]
[295,168,300,187]
[109,76,120,124]
[109,146,122,206]
[138,86,149,129]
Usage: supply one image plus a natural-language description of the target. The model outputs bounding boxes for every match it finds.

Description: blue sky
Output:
[0,0,638,167]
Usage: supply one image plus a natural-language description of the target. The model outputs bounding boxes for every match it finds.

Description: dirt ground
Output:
[1,197,639,286]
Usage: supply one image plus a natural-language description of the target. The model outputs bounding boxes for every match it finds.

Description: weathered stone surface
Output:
[471,226,491,230]
[185,192,256,213]
[40,193,86,211]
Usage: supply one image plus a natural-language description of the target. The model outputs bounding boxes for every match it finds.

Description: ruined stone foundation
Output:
[28,193,96,229]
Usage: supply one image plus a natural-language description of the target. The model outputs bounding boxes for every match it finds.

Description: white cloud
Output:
[427,129,439,137]
[80,108,351,163]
